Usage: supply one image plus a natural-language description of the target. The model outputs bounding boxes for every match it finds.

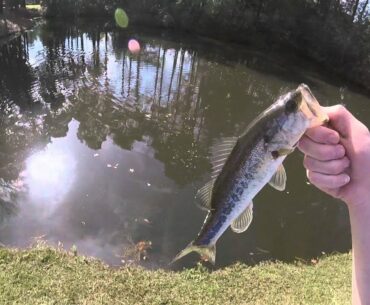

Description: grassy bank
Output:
[0,246,351,305]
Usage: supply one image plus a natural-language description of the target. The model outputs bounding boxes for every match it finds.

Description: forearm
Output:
[349,202,370,305]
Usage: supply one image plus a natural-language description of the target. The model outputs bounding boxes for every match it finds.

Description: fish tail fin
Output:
[171,242,216,265]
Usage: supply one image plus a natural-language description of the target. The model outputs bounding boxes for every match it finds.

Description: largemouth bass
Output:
[173,84,329,264]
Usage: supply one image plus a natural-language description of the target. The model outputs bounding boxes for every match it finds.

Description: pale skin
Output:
[298,105,370,305]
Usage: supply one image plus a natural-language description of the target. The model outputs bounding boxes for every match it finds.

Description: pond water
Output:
[0,21,369,269]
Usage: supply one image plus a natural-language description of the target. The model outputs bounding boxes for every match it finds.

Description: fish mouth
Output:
[298,84,329,128]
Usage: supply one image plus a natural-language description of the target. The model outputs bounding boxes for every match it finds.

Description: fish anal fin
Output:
[195,180,215,211]
[269,164,287,191]
[231,202,253,233]
[171,242,216,265]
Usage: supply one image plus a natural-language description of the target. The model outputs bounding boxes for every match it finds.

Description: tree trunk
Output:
[319,0,333,19]
[158,49,166,106]
[135,54,141,104]
[167,50,178,104]
[256,0,264,23]
[358,0,369,22]
[351,0,360,22]
[334,0,341,12]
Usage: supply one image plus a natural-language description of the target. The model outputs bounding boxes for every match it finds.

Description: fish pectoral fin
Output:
[272,147,295,158]
[171,242,216,265]
[231,202,253,234]
[195,180,215,211]
[269,164,287,191]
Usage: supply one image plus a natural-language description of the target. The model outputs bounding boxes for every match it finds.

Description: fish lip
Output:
[298,84,329,127]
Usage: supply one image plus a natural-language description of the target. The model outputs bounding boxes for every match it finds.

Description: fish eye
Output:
[285,98,298,113]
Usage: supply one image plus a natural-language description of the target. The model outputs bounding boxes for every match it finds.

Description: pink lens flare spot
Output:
[128,39,141,54]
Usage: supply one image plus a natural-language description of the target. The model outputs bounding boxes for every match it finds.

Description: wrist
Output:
[347,199,370,213]
[344,186,370,212]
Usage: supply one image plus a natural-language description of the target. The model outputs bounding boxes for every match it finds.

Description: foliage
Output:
[0,246,351,304]
[38,0,370,91]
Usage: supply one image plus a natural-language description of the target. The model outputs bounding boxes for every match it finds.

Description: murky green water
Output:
[0,21,369,269]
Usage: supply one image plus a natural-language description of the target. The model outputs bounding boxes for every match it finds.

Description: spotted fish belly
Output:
[197,140,286,246]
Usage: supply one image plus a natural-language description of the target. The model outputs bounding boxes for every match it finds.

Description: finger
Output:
[298,136,346,161]
[305,126,340,144]
[314,185,341,200]
[324,105,353,138]
[306,171,350,189]
[303,156,350,175]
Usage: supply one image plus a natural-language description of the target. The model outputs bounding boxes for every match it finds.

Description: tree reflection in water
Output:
[0,20,361,268]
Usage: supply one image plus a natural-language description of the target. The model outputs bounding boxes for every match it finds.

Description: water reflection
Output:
[25,132,76,211]
[0,21,369,268]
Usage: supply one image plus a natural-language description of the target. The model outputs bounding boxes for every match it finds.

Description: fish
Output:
[172,84,329,265]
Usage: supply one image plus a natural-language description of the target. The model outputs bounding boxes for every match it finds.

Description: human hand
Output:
[298,105,370,208]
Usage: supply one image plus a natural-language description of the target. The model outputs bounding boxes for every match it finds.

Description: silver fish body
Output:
[173,84,329,264]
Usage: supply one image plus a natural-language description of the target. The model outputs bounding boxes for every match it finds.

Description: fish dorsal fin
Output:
[268,164,286,191]
[231,202,253,233]
[195,179,215,211]
[210,137,238,179]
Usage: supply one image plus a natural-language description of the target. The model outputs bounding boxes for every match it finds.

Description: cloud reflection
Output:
[25,143,76,212]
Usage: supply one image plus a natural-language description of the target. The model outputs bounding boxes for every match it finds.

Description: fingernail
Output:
[343,175,350,184]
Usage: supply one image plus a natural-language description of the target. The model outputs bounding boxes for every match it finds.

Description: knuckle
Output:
[335,104,347,114]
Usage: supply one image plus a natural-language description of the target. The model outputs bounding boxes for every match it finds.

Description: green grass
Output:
[26,4,41,10]
[0,246,351,305]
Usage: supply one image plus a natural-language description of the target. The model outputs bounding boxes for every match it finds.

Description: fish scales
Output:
[172,84,329,265]
[197,139,280,245]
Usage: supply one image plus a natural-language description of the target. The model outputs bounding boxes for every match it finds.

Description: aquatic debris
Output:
[172,84,329,265]
[135,218,152,225]
[128,39,141,54]
[115,8,129,28]
[70,245,78,256]
[122,240,152,263]
[93,153,99,157]
[129,168,135,173]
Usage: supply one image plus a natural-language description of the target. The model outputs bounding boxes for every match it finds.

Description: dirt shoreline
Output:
[0,9,40,41]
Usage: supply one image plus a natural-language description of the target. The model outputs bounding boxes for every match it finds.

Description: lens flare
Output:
[128,39,140,54]
[115,8,129,28]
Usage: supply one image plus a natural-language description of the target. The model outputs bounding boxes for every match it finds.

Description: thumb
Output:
[324,105,353,139]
